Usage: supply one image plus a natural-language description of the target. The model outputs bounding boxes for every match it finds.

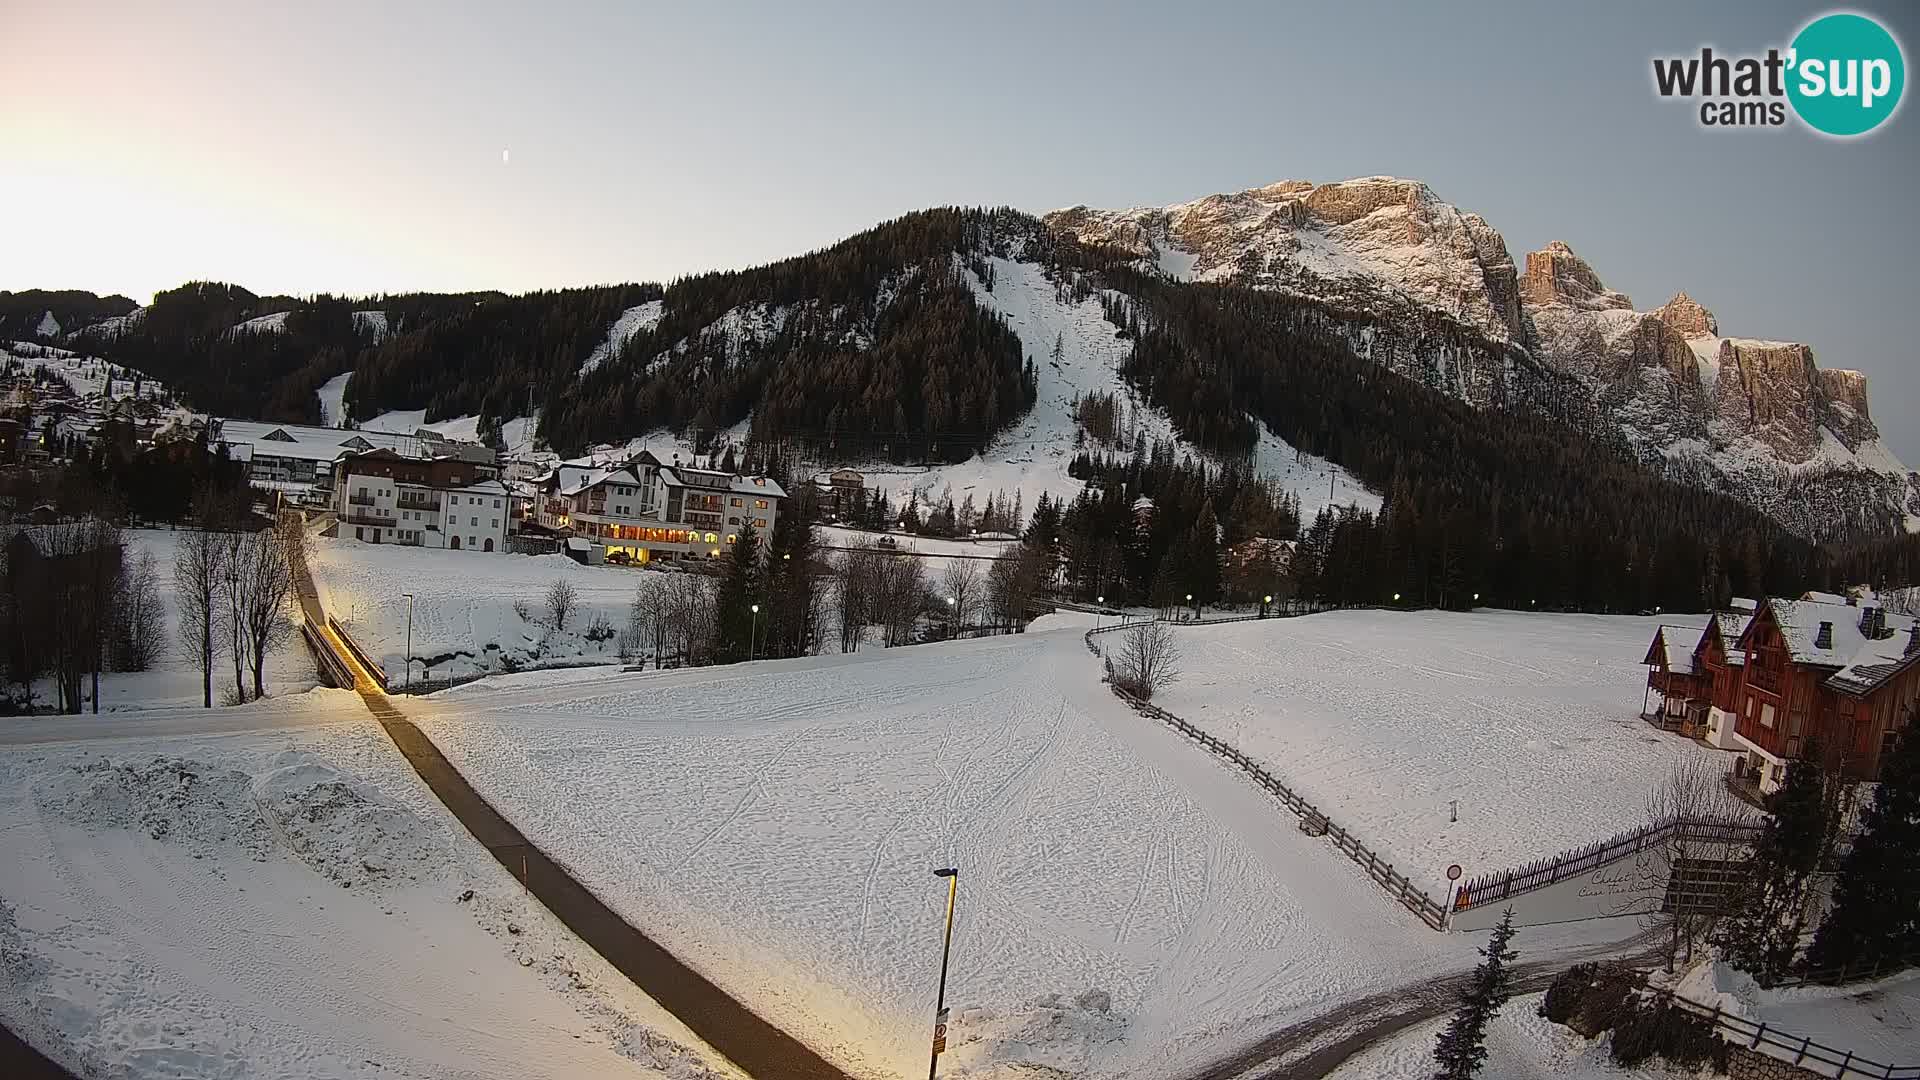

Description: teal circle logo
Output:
[1788,13,1905,136]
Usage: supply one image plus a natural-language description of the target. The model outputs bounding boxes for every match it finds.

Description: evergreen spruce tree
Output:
[1805,713,1920,976]
[1431,908,1519,1080]
[714,522,764,663]
[1718,741,1831,985]
[764,495,820,659]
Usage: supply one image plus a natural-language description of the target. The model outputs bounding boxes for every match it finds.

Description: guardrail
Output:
[1085,622,1450,930]
[301,616,356,689]
[1454,815,1765,913]
[327,615,388,689]
[1655,986,1919,1079]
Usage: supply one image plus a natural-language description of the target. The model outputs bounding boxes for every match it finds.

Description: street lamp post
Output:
[401,592,415,690]
[750,603,760,661]
[946,595,956,637]
[928,868,959,1080]
[1186,592,1196,621]
[1095,595,1104,631]
[1262,593,1272,618]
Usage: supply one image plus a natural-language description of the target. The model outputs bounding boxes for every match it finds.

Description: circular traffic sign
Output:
[1446,864,1463,882]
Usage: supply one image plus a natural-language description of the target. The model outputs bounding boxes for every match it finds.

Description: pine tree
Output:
[1718,741,1831,985]
[1805,713,1920,976]
[764,494,820,659]
[714,522,764,663]
[1431,908,1519,1080]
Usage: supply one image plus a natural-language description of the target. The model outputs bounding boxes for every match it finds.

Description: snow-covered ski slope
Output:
[0,718,736,1080]
[408,617,1636,1079]
[1156,610,1747,894]
[849,257,1375,522]
[2,342,168,402]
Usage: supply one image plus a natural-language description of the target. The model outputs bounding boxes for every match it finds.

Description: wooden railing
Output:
[327,615,388,689]
[1654,985,1918,1079]
[1454,816,1764,912]
[1085,621,1450,930]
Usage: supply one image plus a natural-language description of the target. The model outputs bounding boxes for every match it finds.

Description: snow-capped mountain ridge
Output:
[1048,177,1916,537]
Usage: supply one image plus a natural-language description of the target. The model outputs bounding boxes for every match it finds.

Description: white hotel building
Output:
[531,450,784,564]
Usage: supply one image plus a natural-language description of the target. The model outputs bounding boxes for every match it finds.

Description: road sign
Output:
[932,1007,949,1054]
[1446,863,1463,881]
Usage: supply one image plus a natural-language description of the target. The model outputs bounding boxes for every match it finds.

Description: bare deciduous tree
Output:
[546,579,579,630]
[834,544,882,653]
[173,518,229,709]
[874,556,926,647]
[1112,619,1180,700]
[1635,754,1747,971]
[113,548,167,672]
[941,559,981,636]
[658,572,714,666]
[235,529,294,700]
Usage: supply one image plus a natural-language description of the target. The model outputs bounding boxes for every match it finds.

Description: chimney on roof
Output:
[1814,621,1834,651]
[1860,605,1886,640]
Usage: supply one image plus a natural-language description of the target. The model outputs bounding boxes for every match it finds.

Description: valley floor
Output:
[404,615,1646,1079]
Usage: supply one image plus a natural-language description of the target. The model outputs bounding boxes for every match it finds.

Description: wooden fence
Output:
[1085,623,1451,930]
[1453,815,1765,913]
[1654,986,1919,1079]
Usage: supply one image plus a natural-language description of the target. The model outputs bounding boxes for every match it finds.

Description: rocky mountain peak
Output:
[1654,291,1719,338]
[1519,241,1633,311]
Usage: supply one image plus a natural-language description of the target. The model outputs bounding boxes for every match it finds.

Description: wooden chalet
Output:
[1727,595,1919,798]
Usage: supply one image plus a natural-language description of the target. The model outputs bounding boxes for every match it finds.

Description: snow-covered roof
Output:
[1709,611,1749,667]
[451,479,509,496]
[218,419,420,463]
[1765,597,1881,668]
[1729,597,1757,612]
[1825,625,1920,697]
[1801,590,1849,606]
[1646,625,1699,674]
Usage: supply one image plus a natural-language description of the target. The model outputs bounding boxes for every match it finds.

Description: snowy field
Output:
[1675,961,1919,1072]
[308,536,643,683]
[1152,610,1739,894]
[27,528,318,712]
[0,712,734,1079]
[405,620,1650,1079]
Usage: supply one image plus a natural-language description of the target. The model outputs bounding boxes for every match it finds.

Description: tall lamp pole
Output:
[749,603,760,661]
[928,867,959,1080]
[402,592,415,690]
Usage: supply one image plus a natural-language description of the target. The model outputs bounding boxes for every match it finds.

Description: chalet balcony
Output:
[1747,665,1783,694]
[397,495,441,511]
[348,494,377,507]
[343,511,393,527]
[1725,761,1769,810]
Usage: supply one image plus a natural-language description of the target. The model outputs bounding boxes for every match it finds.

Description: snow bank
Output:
[1156,610,1740,893]
[0,726,737,1079]
[1674,960,1919,1069]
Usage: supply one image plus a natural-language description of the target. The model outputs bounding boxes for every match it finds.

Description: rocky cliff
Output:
[1045,178,1916,539]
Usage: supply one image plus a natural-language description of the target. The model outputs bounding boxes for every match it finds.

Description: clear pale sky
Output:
[5,0,1916,460]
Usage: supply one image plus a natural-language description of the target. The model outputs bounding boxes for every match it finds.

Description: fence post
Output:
[1793,1035,1809,1065]
[1751,1022,1766,1049]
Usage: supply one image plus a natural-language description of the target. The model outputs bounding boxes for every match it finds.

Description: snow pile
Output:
[0,725,740,1079]
[580,300,665,376]
[35,310,60,338]
[941,990,1127,1078]
[1674,960,1920,1069]
[1157,610,1741,893]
